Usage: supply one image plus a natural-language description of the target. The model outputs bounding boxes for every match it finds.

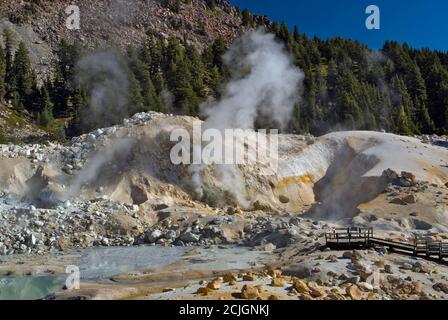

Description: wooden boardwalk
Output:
[325,227,448,261]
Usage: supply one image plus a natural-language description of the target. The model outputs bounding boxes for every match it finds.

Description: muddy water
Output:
[0,245,274,300]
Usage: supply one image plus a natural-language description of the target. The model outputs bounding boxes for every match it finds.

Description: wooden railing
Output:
[325,227,448,261]
[325,227,373,246]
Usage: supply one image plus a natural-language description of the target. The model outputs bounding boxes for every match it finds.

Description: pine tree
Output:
[142,71,162,111]
[3,29,14,98]
[293,25,301,43]
[0,46,5,100]
[13,42,36,111]
[205,0,216,10]
[241,9,253,27]
[414,96,434,134]
[396,105,413,136]
[185,45,206,97]
[37,86,54,126]
[128,72,145,114]
[168,0,181,13]
[172,60,198,115]
[208,37,226,71]
[340,92,361,129]
[68,86,90,135]
[278,21,292,45]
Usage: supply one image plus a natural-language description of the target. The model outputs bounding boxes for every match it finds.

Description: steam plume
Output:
[191,29,304,206]
[75,50,131,131]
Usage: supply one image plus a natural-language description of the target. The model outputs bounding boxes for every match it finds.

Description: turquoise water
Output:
[0,276,64,300]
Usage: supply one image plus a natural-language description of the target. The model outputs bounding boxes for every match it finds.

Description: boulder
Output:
[367,292,378,300]
[390,198,408,205]
[223,273,238,283]
[401,171,416,183]
[402,194,417,204]
[180,231,200,243]
[292,279,310,295]
[358,282,374,291]
[255,285,265,294]
[300,293,314,300]
[382,169,399,181]
[400,263,413,270]
[345,285,363,300]
[267,269,282,278]
[433,283,448,294]
[413,261,430,274]
[164,230,177,240]
[271,277,285,287]
[309,286,325,298]
[384,264,394,274]
[263,243,276,252]
[145,229,162,243]
[207,279,222,290]
[241,285,260,299]
[327,292,346,300]
[343,276,360,285]
[410,281,423,295]
[196,287,214,296]
[26,234,36,247]
[252,200,273,212]
[279,195,290,204]
[242,273,256,281]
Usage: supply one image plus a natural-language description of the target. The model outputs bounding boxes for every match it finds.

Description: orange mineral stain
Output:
[276,175,314,188]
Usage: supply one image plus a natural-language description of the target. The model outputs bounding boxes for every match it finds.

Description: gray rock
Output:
[145,229,163,243]
[180,231,200,243]
[164,230,177,240]
[400,262,413,270]
[263,243,276,252]
[26,234,36,247]
[343,276,360,285]
[34,221,44,227]
[384,264,394,274]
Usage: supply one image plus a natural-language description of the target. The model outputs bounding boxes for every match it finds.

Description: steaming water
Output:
[0,245,273,300]
[79,245,188,279]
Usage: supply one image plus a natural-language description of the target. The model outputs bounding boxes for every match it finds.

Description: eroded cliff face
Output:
[0,0,245,79]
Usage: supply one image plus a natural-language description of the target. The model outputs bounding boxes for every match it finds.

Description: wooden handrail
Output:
[325,228,448,261]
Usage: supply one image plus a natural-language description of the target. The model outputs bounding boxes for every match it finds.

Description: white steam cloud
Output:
[202,29,304,131]
[75,50,131,130]
[62,138,135,201]
[191,29,304,206]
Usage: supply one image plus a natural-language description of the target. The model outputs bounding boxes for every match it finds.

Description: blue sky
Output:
[229,0,448,51]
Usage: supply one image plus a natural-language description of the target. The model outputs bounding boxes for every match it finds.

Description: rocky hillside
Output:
[0,0,248,77]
